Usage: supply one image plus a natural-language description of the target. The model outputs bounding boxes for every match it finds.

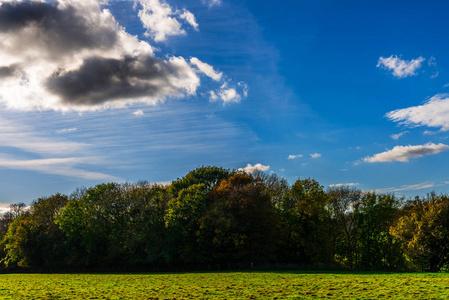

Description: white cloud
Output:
[238,163,270,174]
[288,154,303,160]
[390,131,408,140]
[0,203,11,216]
[0,0,246,112]
[190,57,222,81]
[329,183,360,188]
[386,94,449,131]
[209,91,218,101]
[218,85,240,103]
[137,0,197,41]
[209,83,247,104]
[0,0,201,112]
[133,109,144,116]
[377,55,425,78]
[179,9,198,30]
[310,153,322,159]
[444,83,449,88]
[363,142,449,163]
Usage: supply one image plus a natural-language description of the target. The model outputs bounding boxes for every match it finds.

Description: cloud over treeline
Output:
[0,0,245,112]
[238,163,270,174]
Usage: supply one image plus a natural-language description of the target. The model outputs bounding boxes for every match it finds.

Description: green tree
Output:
[123,182,170,265]
[391,194,449,272]
[357,192,404,270]
[165,183,209,264]
[170,166,232,196]
[1,194,68,268]
[280,178,331,265]
[327,186,362,269]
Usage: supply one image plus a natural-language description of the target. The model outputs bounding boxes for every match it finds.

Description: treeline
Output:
[1,166,449,272]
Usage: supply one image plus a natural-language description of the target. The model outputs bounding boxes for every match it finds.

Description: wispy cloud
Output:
[424,130,437,135]
[179,9,199,30]
[238,163,270,174]
[386,94,449,131]
[0,117,87,155]
[329,183,360,188]
[377,55,425,78]
[202,0,221,7]
[0,156,120,181]
[374,181,443,193]
[56,128,77,134]
[288,154,303,160]
[363,143,449,163]
[310,153,322,159]
[0,115,119,180]
[190,57,222,81]
[391,131,408,140]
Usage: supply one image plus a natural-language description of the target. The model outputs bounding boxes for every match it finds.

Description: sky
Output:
[1,0,449,207]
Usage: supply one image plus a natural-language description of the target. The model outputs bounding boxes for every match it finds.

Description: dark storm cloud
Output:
[0,65,16,78]
[0,1,202,111]
[0,1,117,54]
[46,55,181,105]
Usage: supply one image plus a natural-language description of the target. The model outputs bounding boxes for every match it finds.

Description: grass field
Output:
[0,271,448,299]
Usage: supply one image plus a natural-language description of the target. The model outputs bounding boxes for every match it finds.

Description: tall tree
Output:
[357,192,404,270]
[280,178,331,265]
[327,186,362,269]
[203,173,277,265]
[391,194,449,272]
[165,183,208,264]
[1,194,68,268]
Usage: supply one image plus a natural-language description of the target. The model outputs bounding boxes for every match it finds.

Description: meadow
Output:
[0,271,449,299]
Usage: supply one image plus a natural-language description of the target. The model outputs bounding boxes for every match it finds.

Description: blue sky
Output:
[1,0,449,208]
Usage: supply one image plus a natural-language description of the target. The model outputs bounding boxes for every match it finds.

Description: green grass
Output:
[0,271,449,299]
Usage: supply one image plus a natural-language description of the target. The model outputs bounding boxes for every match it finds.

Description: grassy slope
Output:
[0,271,448,299]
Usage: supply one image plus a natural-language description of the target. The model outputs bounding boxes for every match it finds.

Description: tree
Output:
[357,192,404,270]
[0,203,27,239]
[391,194,449,272]
[165,183,208,264]
[170,166,232,196]
[203,173,278,265]
[1,194,68,268]
[123,182,170,265]
[280,178,331,265]
[327,186,362,269]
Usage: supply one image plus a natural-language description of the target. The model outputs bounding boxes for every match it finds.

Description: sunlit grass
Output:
[0,271,449,299]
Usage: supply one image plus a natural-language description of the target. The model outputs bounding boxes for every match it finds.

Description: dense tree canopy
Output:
[0,166,447,272]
